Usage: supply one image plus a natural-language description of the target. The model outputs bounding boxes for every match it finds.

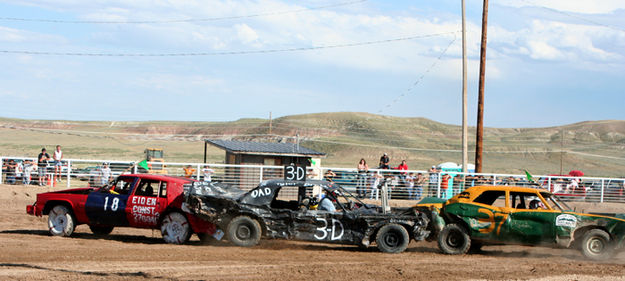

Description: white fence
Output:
[2,156,624,204]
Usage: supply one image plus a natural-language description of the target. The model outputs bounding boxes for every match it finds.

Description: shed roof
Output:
[205,139,326,157]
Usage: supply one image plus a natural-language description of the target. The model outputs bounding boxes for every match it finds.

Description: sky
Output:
[0,0,623,128]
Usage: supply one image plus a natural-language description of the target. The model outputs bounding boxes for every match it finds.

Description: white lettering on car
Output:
[314,218,344,241]
[130,196,159,224]
[251,187,272,198]
[556,214,577,228]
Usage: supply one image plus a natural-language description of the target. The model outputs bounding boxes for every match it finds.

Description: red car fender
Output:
[187,213,216,235]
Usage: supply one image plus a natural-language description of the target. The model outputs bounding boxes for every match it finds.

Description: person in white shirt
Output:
[53,145,63,182]
[99,162,112,186]
[15,161,24,184]
[201,167,214,182]
[23,160,35,185]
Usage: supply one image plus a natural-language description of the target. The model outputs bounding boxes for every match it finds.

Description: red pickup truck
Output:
[26,174,216,244]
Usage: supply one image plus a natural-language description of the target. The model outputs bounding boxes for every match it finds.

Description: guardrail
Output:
[2,156,624,203]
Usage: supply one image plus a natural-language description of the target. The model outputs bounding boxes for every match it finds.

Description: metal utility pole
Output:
[475,0,489,173]
[461,0,468,174]
[269,111,272,135]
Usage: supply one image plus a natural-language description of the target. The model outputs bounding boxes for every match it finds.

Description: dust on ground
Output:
[1,184,625,281]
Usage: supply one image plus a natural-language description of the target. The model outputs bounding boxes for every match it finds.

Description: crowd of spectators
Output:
[0,146,72,186]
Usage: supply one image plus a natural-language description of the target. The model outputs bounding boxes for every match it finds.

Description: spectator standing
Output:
[356,159,369,198]
[99,162,111,186]
[428,166,439,197]
[453,174,465,195]
[394,160,409,191]
[53,145,63,182]
[370,172,383,199]
[201,166,214,182]
[440,174,452,197]
[6,159,16,184]
[15,160,24,184]
[415,173,426,200]
[37,148,50,186]
[183,165,196,179]
[23,160,35,185]
[324,170,336,182]
[378,153,390,169]
[405,172,415,200]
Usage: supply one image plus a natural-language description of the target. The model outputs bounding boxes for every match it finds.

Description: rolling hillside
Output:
[1,113,624,177]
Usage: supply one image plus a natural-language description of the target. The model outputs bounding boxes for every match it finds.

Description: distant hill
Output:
[1,113,624,177]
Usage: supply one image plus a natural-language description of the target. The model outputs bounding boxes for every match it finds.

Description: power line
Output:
[519,0,625,33]
[0,0,367,24]
[378,33,458,113]
[0,31,457,57]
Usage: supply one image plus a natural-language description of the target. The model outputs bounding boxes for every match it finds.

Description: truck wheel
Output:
[226,216,261,247]
[376,224,409,253]
[48,205,76,237]
[438,224,471,255]
[89,225,114,235]
[580,229,613,260]
[160,212,191,244]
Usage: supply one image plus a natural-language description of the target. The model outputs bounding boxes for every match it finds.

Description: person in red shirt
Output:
[441,174,452,196]
[395,160,408,174]
[395,160,409,189]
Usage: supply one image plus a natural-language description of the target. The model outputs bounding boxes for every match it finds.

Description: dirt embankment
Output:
[2,184,625,281]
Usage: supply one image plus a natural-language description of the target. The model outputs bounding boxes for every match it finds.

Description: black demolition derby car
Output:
[183,179,431,253]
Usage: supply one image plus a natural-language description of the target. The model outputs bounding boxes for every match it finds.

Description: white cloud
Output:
[499,0,625,14]
[234,24,260,45]
[526,40,563,60]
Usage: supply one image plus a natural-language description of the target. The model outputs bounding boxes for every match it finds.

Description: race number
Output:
[284,164,306,181]
[103,197,120,211]
[314,218,344,240]
[477,208,508,235]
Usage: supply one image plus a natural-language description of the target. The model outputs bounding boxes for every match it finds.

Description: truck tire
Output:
[226,216,261,247]
[48,205,76,237]
[160,212,191,244]
[89,225,114,235]
[438,223,471,255]
[376,224,410,253]
[580,229,613,260]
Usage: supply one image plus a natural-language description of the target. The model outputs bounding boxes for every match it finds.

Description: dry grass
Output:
[1,113,624,177]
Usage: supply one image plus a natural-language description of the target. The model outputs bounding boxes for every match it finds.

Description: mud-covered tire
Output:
[376,224,410,253]
[48,205,76,237]
[226,216,261,247]
[438,224,471,255]
[89,225,114,235]
[160,212,191,244]
[580,229,613,260]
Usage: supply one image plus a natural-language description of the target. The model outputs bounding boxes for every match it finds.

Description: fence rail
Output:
[1,156,624,204]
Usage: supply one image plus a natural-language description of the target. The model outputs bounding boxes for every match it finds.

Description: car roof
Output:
[122,174,193,184]
[464,185,551,195]
[260,179,338,190]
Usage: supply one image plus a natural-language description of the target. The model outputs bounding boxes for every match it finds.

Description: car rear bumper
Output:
[26,203,39,216]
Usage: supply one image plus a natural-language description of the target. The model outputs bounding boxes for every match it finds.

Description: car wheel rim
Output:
[237,225,252,240]
[447,231,462,248]
[384,232,400,248]
[164,214,187,242]
[588,237,605,254]
[49,208,67,233]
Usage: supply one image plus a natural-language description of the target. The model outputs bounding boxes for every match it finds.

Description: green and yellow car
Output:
[417,185,625,260]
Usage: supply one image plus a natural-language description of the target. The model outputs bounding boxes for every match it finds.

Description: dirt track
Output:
[2,184,625,281]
